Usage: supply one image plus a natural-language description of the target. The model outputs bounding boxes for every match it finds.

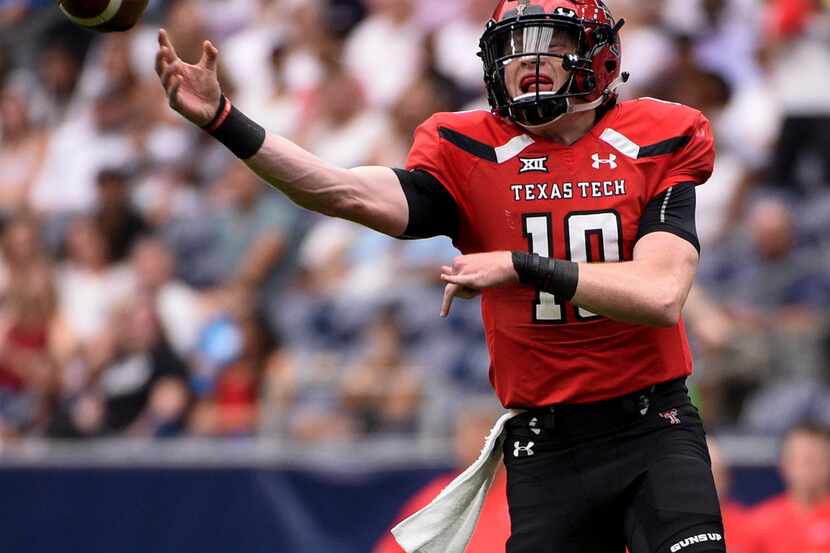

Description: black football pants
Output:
[503,379,725,553]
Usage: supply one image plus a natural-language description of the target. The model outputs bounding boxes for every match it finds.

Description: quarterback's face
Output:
[500,25,579,101]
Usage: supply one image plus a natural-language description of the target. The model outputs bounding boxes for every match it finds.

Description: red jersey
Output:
[373,469,509,553]
[406,98,715,407]
[748,494,830,553]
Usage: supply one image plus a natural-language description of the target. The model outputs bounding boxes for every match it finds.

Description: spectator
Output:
[190,305,279,437]
[208,162,300,294]
[430,0,493,96]
[699,198,828,385]
[55,216,135,354]
[749,423,830,552]
[368,73,454,168]
[95,168,150,263]
[93,294,190,435]
[296,61,388,169]
[707,438,756,553]
[0,85,48,217]
[662,0,763,89]
[343,0,424,108]
[341,304,423,436]
[130,235,204,358]
[612,0,675,99]
[765,0,830,193]
[235,40,303,140]
[31,35,85,125]
[29,84,140,216]
[0,253,58,438]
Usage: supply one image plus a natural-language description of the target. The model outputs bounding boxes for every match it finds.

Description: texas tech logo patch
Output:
[519,156,549,174]
[659,409,681,425]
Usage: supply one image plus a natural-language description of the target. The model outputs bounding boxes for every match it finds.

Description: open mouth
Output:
[520,75,554,94]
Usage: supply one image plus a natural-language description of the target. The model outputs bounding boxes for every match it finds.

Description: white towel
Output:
[391,410,523,553]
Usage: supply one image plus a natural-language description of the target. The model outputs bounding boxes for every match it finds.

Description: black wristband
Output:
[512,252,579,301]
[203,95,266,160]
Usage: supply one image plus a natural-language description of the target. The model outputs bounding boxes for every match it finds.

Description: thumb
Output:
[200,40,219,71]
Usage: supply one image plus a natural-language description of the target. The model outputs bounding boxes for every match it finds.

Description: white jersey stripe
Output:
[494,134,535,164]
[599,128,641,159]
[660,187,674,223]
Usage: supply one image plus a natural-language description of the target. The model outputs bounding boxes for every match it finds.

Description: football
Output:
[58,0,149,32]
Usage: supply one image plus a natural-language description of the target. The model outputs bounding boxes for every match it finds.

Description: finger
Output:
[441,273,475,287]
[158,29,180,61]
[154,49,167,77]
[441,284,459,318]
[167,74,182,107]
[199,40,218,71]
[159,46,176,66]
[441,265,454,275]
[160,64,179,92]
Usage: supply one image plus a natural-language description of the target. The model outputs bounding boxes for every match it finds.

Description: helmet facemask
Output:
[480,3,626,129]
[481,20,593,127]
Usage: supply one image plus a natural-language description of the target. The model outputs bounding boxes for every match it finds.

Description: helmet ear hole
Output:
[605,60,617,73]
[585,75,597,91]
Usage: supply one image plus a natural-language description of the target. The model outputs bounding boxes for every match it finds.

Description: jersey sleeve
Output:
[653,111,716,198]
[406,115,467,212]
[405,114,476,251]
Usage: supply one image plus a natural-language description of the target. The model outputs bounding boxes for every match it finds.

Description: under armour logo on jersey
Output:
[519,156,549,174]
[659,409,681,425]
[528,417,542,435]
[592,153,618,169]
[513,441,535,457]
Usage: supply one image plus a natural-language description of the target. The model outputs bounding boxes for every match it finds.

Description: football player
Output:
[156,0,724,551]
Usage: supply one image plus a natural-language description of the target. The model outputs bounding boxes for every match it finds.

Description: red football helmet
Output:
[479,0,628,127]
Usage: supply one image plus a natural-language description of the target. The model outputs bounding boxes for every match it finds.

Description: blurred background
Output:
[0,0,829,552]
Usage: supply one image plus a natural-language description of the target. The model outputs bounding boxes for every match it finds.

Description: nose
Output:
[519,54,541,66]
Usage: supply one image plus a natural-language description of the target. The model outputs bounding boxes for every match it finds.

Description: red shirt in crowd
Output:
[721,501,757,553]
[749,494,830,553]
[374,469,510,553]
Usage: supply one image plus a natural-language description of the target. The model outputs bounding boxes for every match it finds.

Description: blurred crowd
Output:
[0,0,828,447]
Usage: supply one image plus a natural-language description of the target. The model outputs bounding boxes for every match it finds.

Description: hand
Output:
[155,29,222,127]
[439,252,519,317]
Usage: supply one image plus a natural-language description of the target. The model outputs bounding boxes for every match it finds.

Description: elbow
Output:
[653,303,682,328]
[651,290,684,328]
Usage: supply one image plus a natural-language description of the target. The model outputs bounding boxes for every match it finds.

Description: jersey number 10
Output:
[523,210,623,323]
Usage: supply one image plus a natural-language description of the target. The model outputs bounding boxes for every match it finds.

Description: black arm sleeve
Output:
[393,168,459,240]
[637,182,700,253]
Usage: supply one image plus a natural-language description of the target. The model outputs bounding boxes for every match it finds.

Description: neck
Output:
[526,109,598,145]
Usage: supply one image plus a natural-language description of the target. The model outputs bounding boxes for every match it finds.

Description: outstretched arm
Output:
[154,30,408,236]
